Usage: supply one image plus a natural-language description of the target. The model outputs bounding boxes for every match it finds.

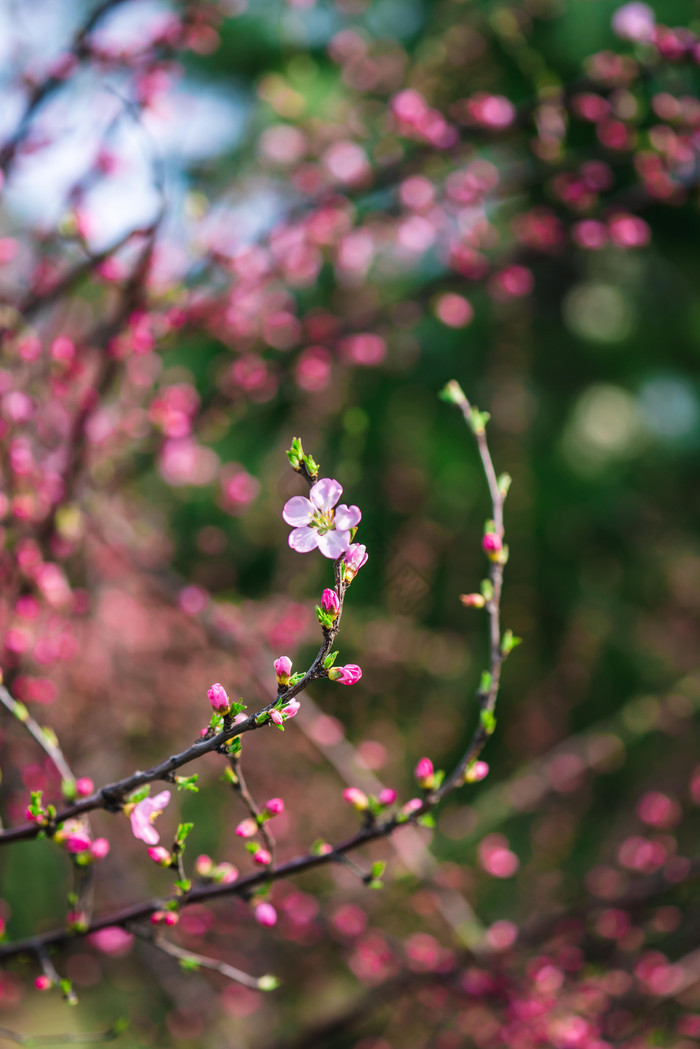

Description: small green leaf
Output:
[370,860,386,879]
[479,671,492,694]
[501,629,522,656]
[127,785,151,805]
[175,822,194,847]
[497,472,512,498]
[480,579,494,601]
[439,380,466,405]
[174,878,192,893]
[480,708,497,735]
[368,879,384,890]
[13,701,29,723]
[287,672,305,687]
[418,814,436,828]
[179,957,200,972]
[175,774,199,793]
[323,651,339,670]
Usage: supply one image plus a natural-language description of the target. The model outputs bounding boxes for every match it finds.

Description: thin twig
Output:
[140,932,266,991]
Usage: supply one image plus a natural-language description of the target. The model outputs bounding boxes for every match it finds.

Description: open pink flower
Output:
[129,791,171,845]
[283,478,361,559]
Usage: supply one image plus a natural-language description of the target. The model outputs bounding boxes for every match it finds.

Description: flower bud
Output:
[90,838,110,860]
[195,854,214,877]
[460,593,485,608]
[328,663,362,686]
[274,656,292,685]
[342,543,368,582]
[215,862,238,884]
[253,848,272,866]
[482,533,502,559]
[265,798,284,816]
[414,757,435,789]
[465,760,489,783]
[148,846,172,867]
[207,682,230,713]
[35,975,52,991]
[343,787,369,811]
[401,797,423,817]
[255,902,277,927]
[321,588,340,618]
[378,788,397,806]
[270,709,284,725]
[282,698,300,719]
[236,818,258,838]
[75,777,94,797]
[163,911,179,926]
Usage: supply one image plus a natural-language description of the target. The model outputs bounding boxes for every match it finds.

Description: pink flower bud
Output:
[401,797,424,817]
[195,854,214,877]
[343,787,369,811]
[378,788,397,806]
[460,593,485,608]
[270,709,284,725]
[282,698,300,719]
[207,682,230,713]
[150,911,165,924]
[255,902,277,927]
[343,544,368,581]
[465,761,489,783]
[75,777,94,797]
[163,911,179,926]
[482,532,502,558]
[328,663,362,686]
[321,588,340,617]
[236,818,258,838]
[253,848,272,866]
[414,757,435,789]
[148,846,172,867]
[64,832,92,854]
[90,838,110,860]
[35,975,52,991]
[215,862,239,884]
[274,656,292,684]
[265,798,284,816]
[232,712,247,725]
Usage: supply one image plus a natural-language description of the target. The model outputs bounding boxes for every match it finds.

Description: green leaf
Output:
[368,879,384,890]
[323,651,339,669]
[479,671,492,695]
[175,822,194,847]
[175,774,199,793]
[439,380,466,405]
[174,878,192,893]
[480,708,497,735]
[127,785,151,805]
[13,701,29,723]
[418,814,436,828]
[179,957,200,972]
[501,629,522,656]
[497,472,512,497]
[370,860,386,879]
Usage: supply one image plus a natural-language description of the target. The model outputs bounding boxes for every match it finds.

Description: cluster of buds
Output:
[151,909,179,926]
[269,697,301,725]
[343,786,398,814]
[194,855,239,884]
[53,820,110,863]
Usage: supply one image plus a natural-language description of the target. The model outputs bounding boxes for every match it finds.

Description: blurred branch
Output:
[0,683,74,787]
[139,931,270,992]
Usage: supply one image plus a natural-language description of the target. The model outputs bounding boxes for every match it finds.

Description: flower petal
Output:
[310,478,342,513]
[289,526,319,553]
[282,496,314,527]
[317,529,351,559]
[334,503,361,530]
[151,791,171,811]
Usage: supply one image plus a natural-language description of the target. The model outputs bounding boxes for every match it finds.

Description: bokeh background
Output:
[0,0,699,1046]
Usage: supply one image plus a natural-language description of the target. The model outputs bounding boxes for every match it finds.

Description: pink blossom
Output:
[270,709,284,725]
[274,656,292,684]
[88,927,134,956]
[253,848,272,866]
[56,819,91,853]
[255,902,278,927]
[265,798,284,815]
[195,854,214,877]
[321,588,340,617]
[148,846,172,866]
[378,788,397,806]
[328,664,362,686]
[216,862,239,884]
[343,787,369,811]
[207,682,229,712]
[414,758,435,789]
[35,975,52,991]
[482,532,502,556]
[236,818,258,838]
[282,698,300,719]
[129,791,171,845]
[90,838,110,860]
[612,2,655,42]
[342,543,368,580]
[283,478,361,559]
[401,797,423,817]
[75,777,94,797]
